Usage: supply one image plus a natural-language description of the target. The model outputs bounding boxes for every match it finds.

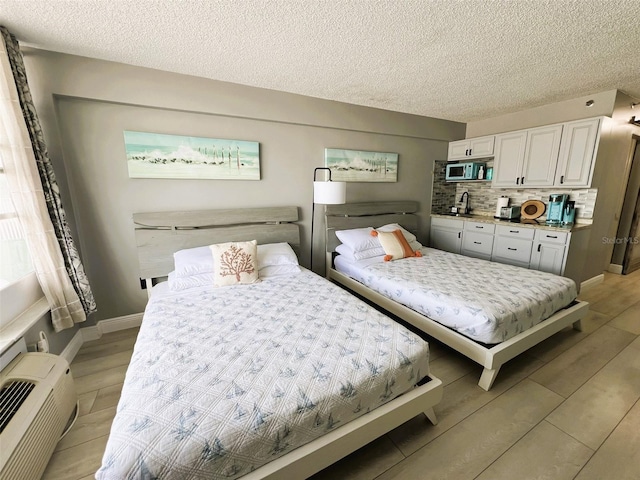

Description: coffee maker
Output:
[546,194,568,225]
[562,200,576,225]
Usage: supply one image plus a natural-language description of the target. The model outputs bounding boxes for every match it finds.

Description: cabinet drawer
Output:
[431,217,464,229]
[464,221,495,234]
[462,231,494,257]
[492,236,533,265]
[495,225,535,240]
[535,230,568,244]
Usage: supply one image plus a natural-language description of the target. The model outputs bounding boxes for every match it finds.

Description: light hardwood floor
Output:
[43,270,640,479]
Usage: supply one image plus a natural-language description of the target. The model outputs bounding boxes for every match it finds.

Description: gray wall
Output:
[23,48,465,326]
[466,90,640,283]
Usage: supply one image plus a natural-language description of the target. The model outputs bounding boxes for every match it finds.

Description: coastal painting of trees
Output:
[124,131,260,180]
[325,148,398,182]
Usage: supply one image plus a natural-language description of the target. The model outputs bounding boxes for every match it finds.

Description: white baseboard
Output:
[608,264,623,274]
[81,313,144,343]
[60,329,84,365]
[581,274,605,291]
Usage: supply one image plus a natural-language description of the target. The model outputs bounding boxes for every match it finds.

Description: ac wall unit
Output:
[0,352,77,480]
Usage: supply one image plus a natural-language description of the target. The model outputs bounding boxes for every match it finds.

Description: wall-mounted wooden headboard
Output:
[133,206,300,280]
[324,201,419,253]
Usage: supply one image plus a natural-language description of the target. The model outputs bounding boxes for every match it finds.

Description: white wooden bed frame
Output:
[131,206,443,480]
[324,201,589,391]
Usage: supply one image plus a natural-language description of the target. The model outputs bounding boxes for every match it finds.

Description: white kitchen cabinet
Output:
[491,225,535,268]
[493,125,562,188]
[492,131,527,187]
[555,117,601,187]
[430,217,463,254]
[448,135,495,161]
[461,222,494,260]
[521,124,563,187]
[530,230,570,275]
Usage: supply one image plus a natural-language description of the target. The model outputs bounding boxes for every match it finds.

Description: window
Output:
[0,156,34,288]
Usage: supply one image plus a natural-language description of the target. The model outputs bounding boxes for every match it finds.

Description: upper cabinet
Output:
[448,135,495,161]
[491,117,601,189]
[555,117,601,187]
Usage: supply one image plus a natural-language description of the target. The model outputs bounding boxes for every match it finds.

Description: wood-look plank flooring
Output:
[43,270,640,479]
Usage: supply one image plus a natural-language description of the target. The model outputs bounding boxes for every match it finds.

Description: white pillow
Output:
[377,223,417,243]
[334,227,380,253]
[210,240,260,287]
[257,242,299,269]
[173,246,212,278]
[259,264,301,278]
[168,271,214,291]
[173,242,298,278]
[335,243,385,260]
[336,240,422,261]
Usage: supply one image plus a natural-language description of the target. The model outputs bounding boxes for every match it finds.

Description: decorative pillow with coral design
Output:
[209,240,260,287]
[371,229,422,262]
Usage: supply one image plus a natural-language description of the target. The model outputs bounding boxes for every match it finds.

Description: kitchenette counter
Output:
[430,213,592,232]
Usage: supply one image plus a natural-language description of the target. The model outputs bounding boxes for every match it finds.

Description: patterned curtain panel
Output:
[1,26,96,329]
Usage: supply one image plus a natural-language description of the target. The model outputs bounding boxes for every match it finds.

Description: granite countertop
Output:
[430,213,592,232]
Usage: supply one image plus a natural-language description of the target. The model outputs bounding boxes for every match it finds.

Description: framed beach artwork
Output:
[325,148,398,182]
[124,131,260,180]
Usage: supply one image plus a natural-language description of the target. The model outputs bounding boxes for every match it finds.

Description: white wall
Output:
[22,49,464,325]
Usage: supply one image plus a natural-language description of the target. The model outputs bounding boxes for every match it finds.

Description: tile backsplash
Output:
[430,160,596,220]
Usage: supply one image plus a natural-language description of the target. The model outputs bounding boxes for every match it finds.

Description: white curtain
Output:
[0,36,86,331]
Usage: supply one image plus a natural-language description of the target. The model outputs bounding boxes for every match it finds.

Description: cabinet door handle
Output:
[507,247,517,251]
[516,177,520,185]
[560,175,564,184]
[458,232,461,238]
[509,230,520,233]
[465,149,469,156]
[469,148,472,156]
[473,241,481,244]
[475,226,483,229]
[537,244,542,252]
[546,235,558,239]
[521,176,525,184]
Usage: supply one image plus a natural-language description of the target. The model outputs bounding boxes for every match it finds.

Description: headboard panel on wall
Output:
[324,201,419,253]
[133,206,300,279]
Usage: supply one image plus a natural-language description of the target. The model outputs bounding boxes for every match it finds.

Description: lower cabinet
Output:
[430,217,463,254]
[430,216,572,276]
[461,222,494,260]
[491,225,535,268]
[530,230,569,275]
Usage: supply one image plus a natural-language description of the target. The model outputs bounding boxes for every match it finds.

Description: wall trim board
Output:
[80,313,143,343]
[580,274,605,291]
[52,93,453,142]
[608,264,624,274]
[60,329,84,365]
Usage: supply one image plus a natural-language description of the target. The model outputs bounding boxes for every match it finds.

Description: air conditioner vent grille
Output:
[0,381,35,433]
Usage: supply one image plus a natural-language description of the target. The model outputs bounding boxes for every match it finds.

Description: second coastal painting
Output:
[325,148,398,182]
[124,131,260,180]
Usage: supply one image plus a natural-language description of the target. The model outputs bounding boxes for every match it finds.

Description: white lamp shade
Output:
[313,181,346,204]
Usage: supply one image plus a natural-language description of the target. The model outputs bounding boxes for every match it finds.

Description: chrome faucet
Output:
[460,191,470,214]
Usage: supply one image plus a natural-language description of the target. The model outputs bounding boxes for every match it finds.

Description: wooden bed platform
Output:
[325,201,589,391]
[131,206,443,479]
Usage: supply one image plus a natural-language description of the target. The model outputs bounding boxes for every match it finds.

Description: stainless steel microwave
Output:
[445,162,485,181]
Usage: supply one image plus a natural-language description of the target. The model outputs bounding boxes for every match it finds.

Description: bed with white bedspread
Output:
[334,247,577,345]
[96,206,442,480]
[325,201,589,391]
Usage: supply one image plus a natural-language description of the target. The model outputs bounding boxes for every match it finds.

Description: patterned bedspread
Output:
[335,247,577,344]
[96,269,430,479]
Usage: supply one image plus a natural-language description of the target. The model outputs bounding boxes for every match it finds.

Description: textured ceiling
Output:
[1,0,639,123]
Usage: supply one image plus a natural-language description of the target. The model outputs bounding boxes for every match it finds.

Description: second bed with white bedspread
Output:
[335,247,578,345]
